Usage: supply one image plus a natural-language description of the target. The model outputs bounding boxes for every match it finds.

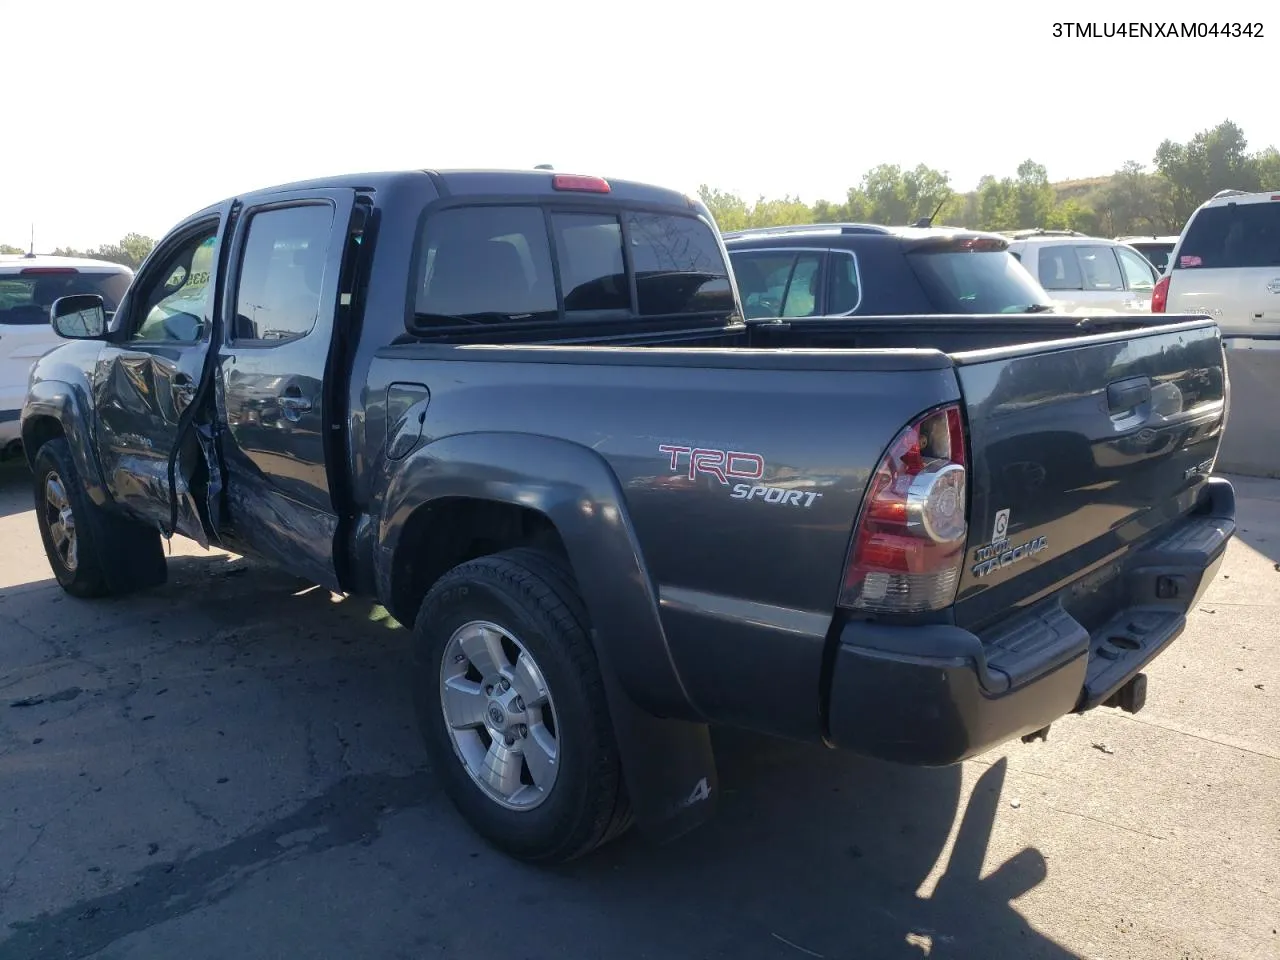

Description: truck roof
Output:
[198,169,699,219]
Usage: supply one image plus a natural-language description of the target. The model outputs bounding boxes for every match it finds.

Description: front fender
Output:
[377,431,692,718]
[22,378,110,508]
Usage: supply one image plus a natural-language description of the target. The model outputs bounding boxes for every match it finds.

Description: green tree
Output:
[1002,160,1055,229]
[1093,161,1164,234]
[1256,147,1280,190]
[51,233,156,269]
[0,243,24,255]
[1155,119,1261,225]
[697,187,812,232]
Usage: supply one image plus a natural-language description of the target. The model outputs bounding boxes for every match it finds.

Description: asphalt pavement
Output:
[0,459,1276,960]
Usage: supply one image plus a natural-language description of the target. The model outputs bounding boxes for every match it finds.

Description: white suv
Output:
[0,255,133,456]
[1154,190,1280,343]
[1003,230,1161,315]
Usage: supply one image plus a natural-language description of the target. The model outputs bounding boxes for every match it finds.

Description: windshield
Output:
[906,249,1054,314]
[0,269,132,325]
[1176,202,1280,269]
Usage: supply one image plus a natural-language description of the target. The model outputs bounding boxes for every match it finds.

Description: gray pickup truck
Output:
[22,169,1234,862]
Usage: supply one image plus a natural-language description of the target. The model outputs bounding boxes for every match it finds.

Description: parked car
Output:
[1002,230,1160,314]
[0,255,133,457]
[722,223,1057,317]
[22,169,1233,863]
[1153,189,1280,342]
[1115,235,1180,273]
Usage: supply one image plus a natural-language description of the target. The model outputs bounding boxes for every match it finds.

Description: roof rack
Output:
[1211,188,1250,200]
[1001,228,1089,239]
[721,223,892,240]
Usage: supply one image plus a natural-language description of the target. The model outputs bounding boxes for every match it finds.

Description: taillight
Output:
[20,267,78,275]
[1151,275,1170,313]
[839,404,968,613]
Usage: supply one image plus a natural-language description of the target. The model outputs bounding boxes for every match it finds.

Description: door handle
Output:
[1107,375,1151,415]
[277,390,313,422]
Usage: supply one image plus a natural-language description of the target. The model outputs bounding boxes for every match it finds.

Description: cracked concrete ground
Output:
[0,459,1277,960]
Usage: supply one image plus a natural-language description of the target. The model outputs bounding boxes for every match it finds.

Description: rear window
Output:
[414,205,733,330]
[0,270,132,326]
[624,212,734,316]
[1131,242,1173,273]
[907,249,1053,314]
[1177,202,1280,269]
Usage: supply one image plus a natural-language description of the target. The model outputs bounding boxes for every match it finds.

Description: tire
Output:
[411,548,632,862]
[32,438,167,598]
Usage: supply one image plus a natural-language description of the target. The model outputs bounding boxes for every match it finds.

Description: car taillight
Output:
[20,267,78,275]
[1151,275,1170,313]
[839,404,968,613]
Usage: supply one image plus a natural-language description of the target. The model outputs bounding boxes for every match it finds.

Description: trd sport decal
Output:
[657,445,822,507]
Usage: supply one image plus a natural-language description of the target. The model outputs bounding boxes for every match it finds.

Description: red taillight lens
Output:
[1151,275,1170,313]
[839,404,968,613]
[20,267,78,275]
[551,174,611,194]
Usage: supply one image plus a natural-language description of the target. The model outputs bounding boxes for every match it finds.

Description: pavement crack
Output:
[1118,714,1280,762]
[1035,802,1168,842]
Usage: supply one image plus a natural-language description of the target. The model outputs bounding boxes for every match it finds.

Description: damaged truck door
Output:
[215,189,359,592]
[91,210,232,547]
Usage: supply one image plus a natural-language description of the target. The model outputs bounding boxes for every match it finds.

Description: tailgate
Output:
[1168,266,1280,338]
[950,319,1227,630]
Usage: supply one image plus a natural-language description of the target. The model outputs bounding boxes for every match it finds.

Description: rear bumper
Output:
[825,477,1235,766]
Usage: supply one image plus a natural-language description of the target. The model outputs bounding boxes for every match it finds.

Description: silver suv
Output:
[1155,190,1280,341]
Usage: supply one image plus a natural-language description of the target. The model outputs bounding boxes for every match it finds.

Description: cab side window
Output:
[1075,245,1124,292]
[131,225,219,342]
[232,204,336,343]
[1037,247,1083,290]
[1115,246,1157,291]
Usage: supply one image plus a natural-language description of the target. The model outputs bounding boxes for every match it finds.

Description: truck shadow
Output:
[1219,472,1280,566]
[567,738,1076,960]
[0,553,1076,960]
[0,457,32,520]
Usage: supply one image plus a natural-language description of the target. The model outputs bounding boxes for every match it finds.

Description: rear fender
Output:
[22,379,111,507]
[377,431,718,841]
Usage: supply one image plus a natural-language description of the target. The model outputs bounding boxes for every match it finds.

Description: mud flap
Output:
[597,652,718,844]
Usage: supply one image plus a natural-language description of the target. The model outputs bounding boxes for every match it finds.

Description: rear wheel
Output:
[32,438,166,598]
[410,548,632,861]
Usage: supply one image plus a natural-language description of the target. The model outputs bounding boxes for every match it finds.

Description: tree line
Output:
[0,233,156,269]
[5,120,1277,259]
[699,120,1280,237]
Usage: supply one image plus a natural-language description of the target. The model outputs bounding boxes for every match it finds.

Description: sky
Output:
[2,0,1276,250]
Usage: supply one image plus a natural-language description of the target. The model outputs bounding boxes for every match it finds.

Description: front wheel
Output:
[32,438,166,598]
[411,549,632,862]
